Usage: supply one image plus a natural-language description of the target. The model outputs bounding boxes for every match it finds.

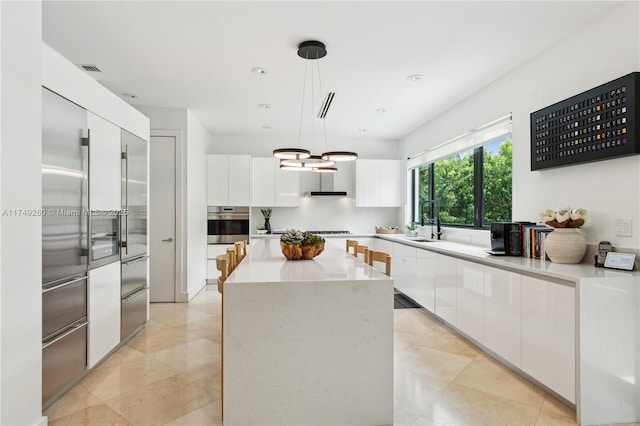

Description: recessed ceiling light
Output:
[262,125,272,129]
[358,128,367,132]
[251,67,268,75]
[407,74,424,82]
[376,108,387,113]
[122,93,138,99]
[258,104,271,109]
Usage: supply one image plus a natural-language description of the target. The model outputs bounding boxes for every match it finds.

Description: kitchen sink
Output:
[403,237,441,243]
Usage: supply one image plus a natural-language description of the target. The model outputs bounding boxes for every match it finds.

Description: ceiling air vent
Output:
[77,64,103,73]
[317,92,335,119]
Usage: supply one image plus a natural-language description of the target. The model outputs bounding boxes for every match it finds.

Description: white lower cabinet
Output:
[483,268,522,368]
[434,253,457,326]
[88,262,121,368]
[415,249,436,313]
[522,276,575,403]
[392,243,417,297]
[207,244,234,279]
[456,260,484,344]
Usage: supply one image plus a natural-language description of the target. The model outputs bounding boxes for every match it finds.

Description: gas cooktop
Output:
[305,230,351,234]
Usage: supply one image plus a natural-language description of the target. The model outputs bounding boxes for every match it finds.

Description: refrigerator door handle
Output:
[42,275,88,293]
[122,254,148,265]
[42,319,89,349]
[122,144,129,254]
[124,286,148,301]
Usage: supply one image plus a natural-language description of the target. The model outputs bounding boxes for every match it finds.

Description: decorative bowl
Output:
[256,229,267,235]
[280,242,325,260]
[375,226,398,234]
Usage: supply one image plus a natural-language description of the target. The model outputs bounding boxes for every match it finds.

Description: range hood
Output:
[304,172,348,197]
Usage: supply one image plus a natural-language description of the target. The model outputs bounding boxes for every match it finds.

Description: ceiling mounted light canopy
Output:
[273,40,357,172]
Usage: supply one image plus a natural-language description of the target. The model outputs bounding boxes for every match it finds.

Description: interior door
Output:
[149,135,176,302]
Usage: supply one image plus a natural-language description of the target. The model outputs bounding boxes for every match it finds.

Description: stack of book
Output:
[521,224,553,260]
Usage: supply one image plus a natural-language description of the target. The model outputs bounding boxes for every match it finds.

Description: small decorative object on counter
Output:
[261,208,272,234]
[538,207,590,263]
[406,223,418,237]
[375,226,398,234]
[256,226,267,235]
[280,229,325,260]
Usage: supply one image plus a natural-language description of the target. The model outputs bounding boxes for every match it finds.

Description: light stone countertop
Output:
[251,232,639,284]
[375,233,640,284]
[227,237,391,284]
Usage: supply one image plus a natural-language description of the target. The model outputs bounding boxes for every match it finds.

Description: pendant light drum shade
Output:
[322,151,358,161]
[273,148,311,160]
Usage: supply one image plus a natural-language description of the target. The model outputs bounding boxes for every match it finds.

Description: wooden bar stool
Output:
[354,244,369,263]
[345,239,358,255]
[226,246,238,272]
[368,250,391,276]
[216,254,230,294]
[234,240,247,262]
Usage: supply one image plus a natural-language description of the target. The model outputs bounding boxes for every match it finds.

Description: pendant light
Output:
[273,40,357,172]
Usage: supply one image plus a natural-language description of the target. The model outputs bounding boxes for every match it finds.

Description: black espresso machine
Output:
[488,222,533,256]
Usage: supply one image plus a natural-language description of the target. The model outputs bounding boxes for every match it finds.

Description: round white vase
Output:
[544,228,587,264]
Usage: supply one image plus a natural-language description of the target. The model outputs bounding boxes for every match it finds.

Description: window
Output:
[409,116,512,229]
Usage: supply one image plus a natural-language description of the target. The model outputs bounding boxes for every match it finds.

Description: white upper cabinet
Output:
[207,154,251,206]
[88,112,121,211]
[355,159,403,207]
[251,158,299,207]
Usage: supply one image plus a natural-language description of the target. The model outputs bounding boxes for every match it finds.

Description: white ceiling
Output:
[42,1,616,141]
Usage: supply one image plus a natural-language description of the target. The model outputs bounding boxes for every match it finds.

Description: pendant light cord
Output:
[297,51,309,148]
[315,53,329,154]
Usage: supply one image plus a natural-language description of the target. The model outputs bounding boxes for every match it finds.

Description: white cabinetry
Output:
[392,243,417,298]
[88,262,121,368]
[522,276,575,403]
[88,112,121,210]
[456,260,485,344]
[251,158,299,207]
[434,253,457,326]
[207,155,251,206]
[415,249,436,313]
[483,268,522,367]
[355,159,403,207]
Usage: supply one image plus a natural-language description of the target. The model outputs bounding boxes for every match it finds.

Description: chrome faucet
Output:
[421,199,442,240]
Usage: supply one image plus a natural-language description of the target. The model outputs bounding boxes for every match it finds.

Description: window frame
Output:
[407,114,513,230]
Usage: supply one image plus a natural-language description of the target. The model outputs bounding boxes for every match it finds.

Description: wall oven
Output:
[208,206,249,244]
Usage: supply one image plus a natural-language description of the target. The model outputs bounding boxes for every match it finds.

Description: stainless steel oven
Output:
[207,206,249,244]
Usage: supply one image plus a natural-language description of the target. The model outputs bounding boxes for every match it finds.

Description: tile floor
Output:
[45,286,577,425]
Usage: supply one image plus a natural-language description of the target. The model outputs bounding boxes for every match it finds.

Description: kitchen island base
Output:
[222,240,393,425]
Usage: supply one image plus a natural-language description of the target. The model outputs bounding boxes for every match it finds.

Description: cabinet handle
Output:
[162,237,174,243]
[42,275,88,293]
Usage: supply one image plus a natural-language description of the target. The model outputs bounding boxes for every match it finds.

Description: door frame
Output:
[150,130,186,302]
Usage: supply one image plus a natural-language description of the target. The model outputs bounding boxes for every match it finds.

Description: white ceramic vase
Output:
[544,228,587,264]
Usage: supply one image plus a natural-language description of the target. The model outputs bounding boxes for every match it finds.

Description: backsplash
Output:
[251,197,400,234]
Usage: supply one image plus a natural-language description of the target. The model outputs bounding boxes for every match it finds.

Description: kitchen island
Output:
[222,238,394,425]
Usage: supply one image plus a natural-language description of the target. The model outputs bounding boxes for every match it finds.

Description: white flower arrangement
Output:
[539,207,591,229]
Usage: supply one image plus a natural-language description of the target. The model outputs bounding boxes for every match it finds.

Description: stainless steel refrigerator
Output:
[120,129,148,340]
[41,88,89,406]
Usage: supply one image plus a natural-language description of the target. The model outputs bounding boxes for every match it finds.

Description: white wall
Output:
[207,134,398,160]
[186,111,208,297]
[0,2,45,425]
[399,2,640,250]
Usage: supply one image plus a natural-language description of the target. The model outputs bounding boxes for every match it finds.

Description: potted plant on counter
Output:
[256,225,267,235]
[280,229,325,260]
[261,208,272,234]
